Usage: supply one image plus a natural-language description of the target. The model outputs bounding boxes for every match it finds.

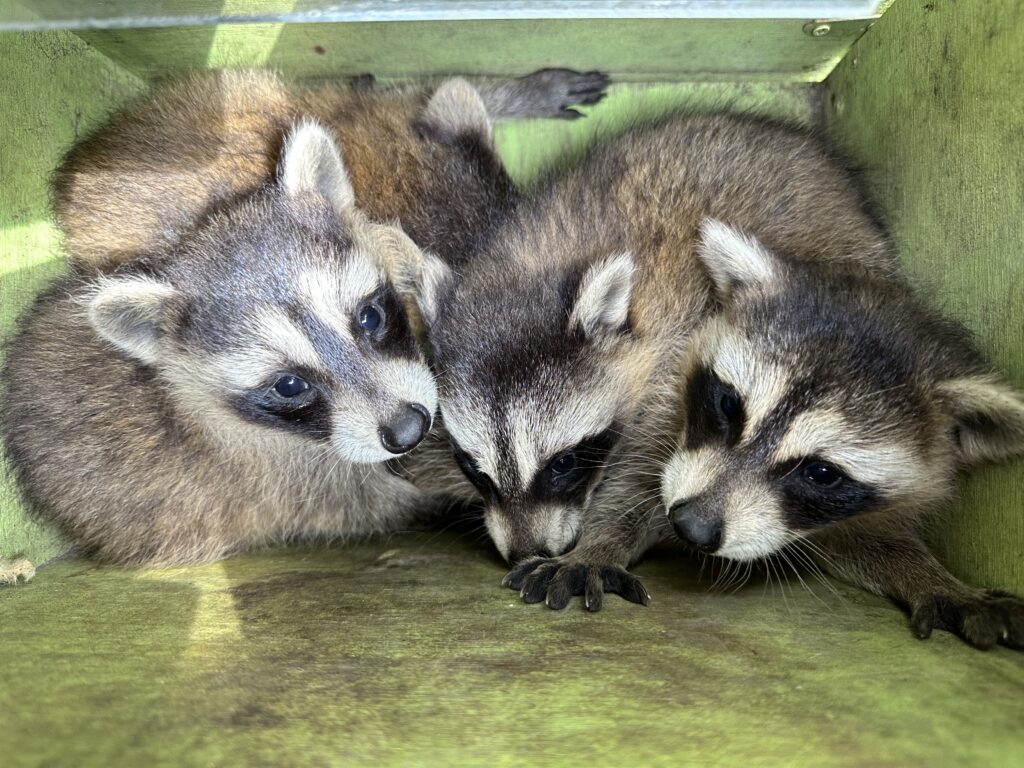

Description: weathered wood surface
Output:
[74,17,869,83]
[825,0,1024,594]
[0,30,143,564]
[2,533,1023,767]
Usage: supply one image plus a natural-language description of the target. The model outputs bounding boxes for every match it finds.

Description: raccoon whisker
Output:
[788,541,841,591]
[789,539,848,602]
[778,547,832,610]
[730,561,755,593]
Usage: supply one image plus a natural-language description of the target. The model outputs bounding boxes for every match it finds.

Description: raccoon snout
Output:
[669,497,723,553]
[378,403,432,454]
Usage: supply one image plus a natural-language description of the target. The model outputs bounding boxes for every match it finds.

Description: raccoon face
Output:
[660,220,1024,560]
[86,121,440,463]
[427,252,649,562]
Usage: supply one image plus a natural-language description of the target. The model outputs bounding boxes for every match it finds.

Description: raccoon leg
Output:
[808,516,1024,650]
[474,69,609,120]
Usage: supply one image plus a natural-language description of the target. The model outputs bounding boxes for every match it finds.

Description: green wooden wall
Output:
[825,0,1024,593]
[0,31,143,564]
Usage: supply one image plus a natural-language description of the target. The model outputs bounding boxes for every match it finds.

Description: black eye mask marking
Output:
[772,456,882,529]
[451,441,500,505]
[232,367,331,441]
[684,366,746,449]
[531,427,620,504]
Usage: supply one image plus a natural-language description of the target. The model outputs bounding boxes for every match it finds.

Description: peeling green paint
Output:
[825,0,1024,594]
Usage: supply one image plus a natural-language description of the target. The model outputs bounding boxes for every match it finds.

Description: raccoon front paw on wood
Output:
[502,557,650,612]
[910,590,1024,650]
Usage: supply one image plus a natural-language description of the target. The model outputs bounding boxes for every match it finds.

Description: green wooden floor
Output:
[3,533,1022,767]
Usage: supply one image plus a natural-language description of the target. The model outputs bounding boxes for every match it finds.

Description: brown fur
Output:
[430,113,893,602]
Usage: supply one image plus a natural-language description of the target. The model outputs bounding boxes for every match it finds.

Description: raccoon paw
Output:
[515,69,610,119]
[910,590,1024,650]
[502,558,649,611]
[0,557,36,586]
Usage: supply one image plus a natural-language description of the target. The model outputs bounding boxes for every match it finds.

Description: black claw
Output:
[584,568,604,612]
[572,92,607,107]
[521,564,558,604]
[545,566,586,610]
[556,108,584,120]
[502,557,546,590]
[910,591,1024,650]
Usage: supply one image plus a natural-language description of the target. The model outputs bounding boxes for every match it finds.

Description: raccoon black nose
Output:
[379,403,431,454]
[669,499,722,553]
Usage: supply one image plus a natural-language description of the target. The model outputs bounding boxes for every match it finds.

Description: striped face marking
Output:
[442,367,630,562]
[169,261,435,463]
[663,323,936,560]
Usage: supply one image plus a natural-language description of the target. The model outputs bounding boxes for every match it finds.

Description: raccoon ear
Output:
[87,276,177,365]
[937,375,1024,465]
[697,218,779,297]
[570,252,635,339]
[414,251,455,329]
[279,120,355,214]
[423,78,492,143]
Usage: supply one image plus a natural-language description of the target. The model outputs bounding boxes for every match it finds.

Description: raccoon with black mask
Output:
[660,219,1024,649]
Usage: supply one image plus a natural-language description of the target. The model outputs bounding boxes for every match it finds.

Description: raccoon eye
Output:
[357,304,383,332]
[548,452,577,477]
[802,461,845,488]
[718,391,741,420]
[273,374,310,398]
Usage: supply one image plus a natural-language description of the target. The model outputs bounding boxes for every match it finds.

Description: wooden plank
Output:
[74,17,871,83]
[3,537,1023,766]
[0,31,144,564]
[2,1,888,30]
[825,0,1024,593]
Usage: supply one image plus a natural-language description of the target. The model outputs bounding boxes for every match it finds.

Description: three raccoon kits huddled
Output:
[0,69,607,564]
[425,114,1024,648]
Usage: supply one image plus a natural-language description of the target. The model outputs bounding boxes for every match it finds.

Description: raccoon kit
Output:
[2,124,442,565]
[423,111,1024,647]
[54,68,608,272]
[2,70,609,565]
[659,220,1024,649]
[420,114,892,607]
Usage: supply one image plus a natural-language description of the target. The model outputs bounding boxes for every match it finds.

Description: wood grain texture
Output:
[73,17,870,83]
[1,0,889,29]
[0,31,143,563]
[2,535,1023,767]
[825,0,1024,594]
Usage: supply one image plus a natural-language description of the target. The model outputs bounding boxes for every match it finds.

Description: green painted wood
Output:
[2,534,1023,767]
[0,31,144,563]
[824,0,1024,594]
[1,0,890,29]
[73,17,870,84]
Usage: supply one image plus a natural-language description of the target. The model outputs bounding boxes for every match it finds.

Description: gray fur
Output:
[428,113,891,581]
[662,223,1024,648]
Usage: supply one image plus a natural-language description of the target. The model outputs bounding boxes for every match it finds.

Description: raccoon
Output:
[1,123,444,565]
[418,114,894,609]
[53,68,609,272]
[659,219,1024,649]
[1,69,609,565]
